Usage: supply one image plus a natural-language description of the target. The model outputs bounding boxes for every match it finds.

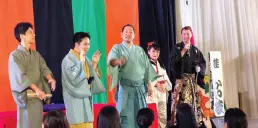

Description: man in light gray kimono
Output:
[8,22,56,128]
[107,24,158,128]
[62,32,106,128]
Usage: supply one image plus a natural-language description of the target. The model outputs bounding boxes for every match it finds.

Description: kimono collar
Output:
[122,41,134,49]
[70,49,80,60]
[70,49,90,79]
[150,59,160,74]
[150,59,158,65]
[18,45,31,54]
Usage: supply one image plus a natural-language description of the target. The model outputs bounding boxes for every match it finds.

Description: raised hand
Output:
[80,50,86,62]
[48,78,56,91]
[92,50,101,63]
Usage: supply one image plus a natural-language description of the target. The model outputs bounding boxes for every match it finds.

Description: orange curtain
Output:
[0,0,140,109]
[106,0,139,103]
[0,0,34,112]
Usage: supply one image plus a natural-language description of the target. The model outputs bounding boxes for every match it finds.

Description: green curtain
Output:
[72,0,107,103]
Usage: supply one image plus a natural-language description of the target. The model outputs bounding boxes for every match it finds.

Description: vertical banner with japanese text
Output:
[209,51,225,117]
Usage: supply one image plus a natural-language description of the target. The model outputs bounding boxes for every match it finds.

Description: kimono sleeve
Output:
[62,57,92,98]
[170,45,183,79]
[107,44,121,91]
[142,48,158,84]
[107,44,120,64]
[198,50,206,77]
[87,58,106,94]
[37,52,53,78]
[8,52,31,93]
[164,71,172,91]
[196,50,206,88]
[170,45,182,64]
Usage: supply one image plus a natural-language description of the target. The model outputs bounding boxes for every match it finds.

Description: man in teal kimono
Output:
[8,22,56,128]
[62,32,106,128]
[107,24,157,128]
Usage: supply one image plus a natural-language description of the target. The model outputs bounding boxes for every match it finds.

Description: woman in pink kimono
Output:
[146,42,172,128]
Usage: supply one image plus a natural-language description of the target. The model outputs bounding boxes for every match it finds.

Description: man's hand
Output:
[110,57,127,67]
[92,50,101,63]
[120,57,127,65]
[48,78,56,91]
[181,43,190,56]
[35,88,46,101]
[156,82,166,93]
[80,50,86,62]
[30,84,46,101]
[176,79,183,86]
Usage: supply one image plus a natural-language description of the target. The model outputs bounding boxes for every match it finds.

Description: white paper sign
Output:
[209,51,225,117]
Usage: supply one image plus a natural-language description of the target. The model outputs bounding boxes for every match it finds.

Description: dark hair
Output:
[181,26,193,34]
[136,108,154,128]
[14,22,33,42]
[147,41,160,51]
[42,110,69,128]
[122,24,135,33]
[224,108,247,128]
[97,105,121,128]
[72,32,90,46]
[147,41,166,69]
[176,103,198,128]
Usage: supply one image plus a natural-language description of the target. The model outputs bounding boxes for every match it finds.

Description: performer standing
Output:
[8,22,56,128]
[107,24,157,128]
[62,32,105,128]
[170,26,206,126]
[146,42,172,128]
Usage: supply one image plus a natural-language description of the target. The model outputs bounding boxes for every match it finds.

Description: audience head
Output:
[136,108,154,128]
[224,108,247,128]
[176,103,198,128]
[42,110,69,128]
[97,105,121,128]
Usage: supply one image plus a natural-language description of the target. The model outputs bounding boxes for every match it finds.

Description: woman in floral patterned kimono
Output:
[146,42,172,128]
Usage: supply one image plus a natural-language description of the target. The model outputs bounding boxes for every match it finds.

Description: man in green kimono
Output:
[8,22,56,128]
[107,24,157,128]
[62,32,106,128]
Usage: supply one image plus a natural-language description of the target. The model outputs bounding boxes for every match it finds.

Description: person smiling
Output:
[61,32,105,128]
[107,24,157,128]
[8,22,56,128]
